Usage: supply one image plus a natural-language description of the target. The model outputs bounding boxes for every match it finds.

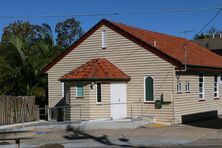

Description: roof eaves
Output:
[59,77,131,82]
[176,64,222,72]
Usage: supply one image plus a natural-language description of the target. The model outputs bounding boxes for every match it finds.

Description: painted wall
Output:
[174,72,222,123]
[48,25,175,123]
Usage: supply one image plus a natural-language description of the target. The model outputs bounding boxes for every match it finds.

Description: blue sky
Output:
[0,0,222,39]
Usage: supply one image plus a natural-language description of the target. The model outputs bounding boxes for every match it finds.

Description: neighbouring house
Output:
[193,34,222,56]
[43,19,222,124]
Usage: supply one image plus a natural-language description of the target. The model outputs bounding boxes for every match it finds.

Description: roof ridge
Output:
[108,19,188,41]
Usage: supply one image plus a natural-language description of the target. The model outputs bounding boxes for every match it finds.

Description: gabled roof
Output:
[59,58,130,81]
[43,19,222,74]
[112,21,222,69]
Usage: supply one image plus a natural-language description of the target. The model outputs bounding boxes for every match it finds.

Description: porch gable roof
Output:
[59,58,130,81]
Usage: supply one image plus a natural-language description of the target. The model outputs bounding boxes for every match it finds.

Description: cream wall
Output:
[48,25,177,123]
[174,72,222,123]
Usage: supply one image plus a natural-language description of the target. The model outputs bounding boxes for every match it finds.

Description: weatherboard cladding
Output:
[48,25,174,123]
[43,19,222,74]
[47,19,222,123]
[174,73,222,124]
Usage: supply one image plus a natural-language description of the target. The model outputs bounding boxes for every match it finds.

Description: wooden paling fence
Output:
[0,96,39,125]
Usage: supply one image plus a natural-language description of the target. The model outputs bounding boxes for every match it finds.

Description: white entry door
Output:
[110,83,127,119]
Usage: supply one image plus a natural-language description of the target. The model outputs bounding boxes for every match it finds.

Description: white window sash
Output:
[62,82,64,98]
[177,81,182,93]
[214,76,219,98]
[199,74,204,99]
[102,30,106,48]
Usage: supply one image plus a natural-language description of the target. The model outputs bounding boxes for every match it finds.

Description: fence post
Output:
[48,107,52,126]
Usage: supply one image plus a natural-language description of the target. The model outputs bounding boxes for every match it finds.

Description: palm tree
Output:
[0,24,60,97]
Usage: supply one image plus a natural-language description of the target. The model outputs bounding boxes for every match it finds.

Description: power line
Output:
[182,8,222,72]
[189,8,222,41]
[0,7,222,19]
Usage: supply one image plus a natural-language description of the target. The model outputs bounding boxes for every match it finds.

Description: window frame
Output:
[102,30,107,49]
[96,82,102,104]
[198,73,205,100]
[214,74,219,98]
[76,82,84,98]
[144,76,155,102]
[185,81,190,93]
[177,81,182,93]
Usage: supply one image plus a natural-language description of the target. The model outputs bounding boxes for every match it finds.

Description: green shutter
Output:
[145,77,154,101]
[76,82,84,97]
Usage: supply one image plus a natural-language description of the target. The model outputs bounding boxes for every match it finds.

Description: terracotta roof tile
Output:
[111,21,222,68]
[60,58,130,81]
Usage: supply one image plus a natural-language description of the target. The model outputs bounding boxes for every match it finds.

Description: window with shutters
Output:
[76,82,84,97]
[144,76,154,102]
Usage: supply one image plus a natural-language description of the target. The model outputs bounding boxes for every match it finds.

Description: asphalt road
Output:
[1,118,222,148]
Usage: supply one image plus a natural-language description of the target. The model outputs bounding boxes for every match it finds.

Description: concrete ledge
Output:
[0,120,47,130]
[0,117,154,131]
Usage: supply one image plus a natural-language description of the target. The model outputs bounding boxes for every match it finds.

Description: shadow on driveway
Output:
[63,125,150,148]
[185,118,222,129]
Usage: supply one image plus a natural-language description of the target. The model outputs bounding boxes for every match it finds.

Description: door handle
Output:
[118,99,120,102]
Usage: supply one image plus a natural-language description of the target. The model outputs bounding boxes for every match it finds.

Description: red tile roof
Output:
[59,58,130,81]
[43,19,222,74]
[111,21,222,68]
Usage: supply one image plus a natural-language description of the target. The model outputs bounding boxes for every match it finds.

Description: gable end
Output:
[42,19,184,74]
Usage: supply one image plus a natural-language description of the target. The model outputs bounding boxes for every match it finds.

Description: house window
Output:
[144,76,154,101]
[199,73,204,99]
[177,81,182,93]
[76,82,84,97]
[214,74,219,98]
[102,30,106,48]
[185,81,190,93]
[97,83,102,103]
[62,82,64,98]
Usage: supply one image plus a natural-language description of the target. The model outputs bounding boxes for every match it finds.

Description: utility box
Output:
[162,91,172,102]
[155,100,162,109]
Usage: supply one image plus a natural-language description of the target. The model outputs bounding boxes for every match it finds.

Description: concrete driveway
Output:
[1,118,222,147]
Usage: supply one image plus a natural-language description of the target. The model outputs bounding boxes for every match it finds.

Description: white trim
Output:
[61,82,64,98]
[144,76,155,102]
[198,73,205,100]
[96,82,102,104]
[214,75,219,98]
[102,30,107,48]
[177,81,182,93]
[185,81,190,93]
[219,75,222,84]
